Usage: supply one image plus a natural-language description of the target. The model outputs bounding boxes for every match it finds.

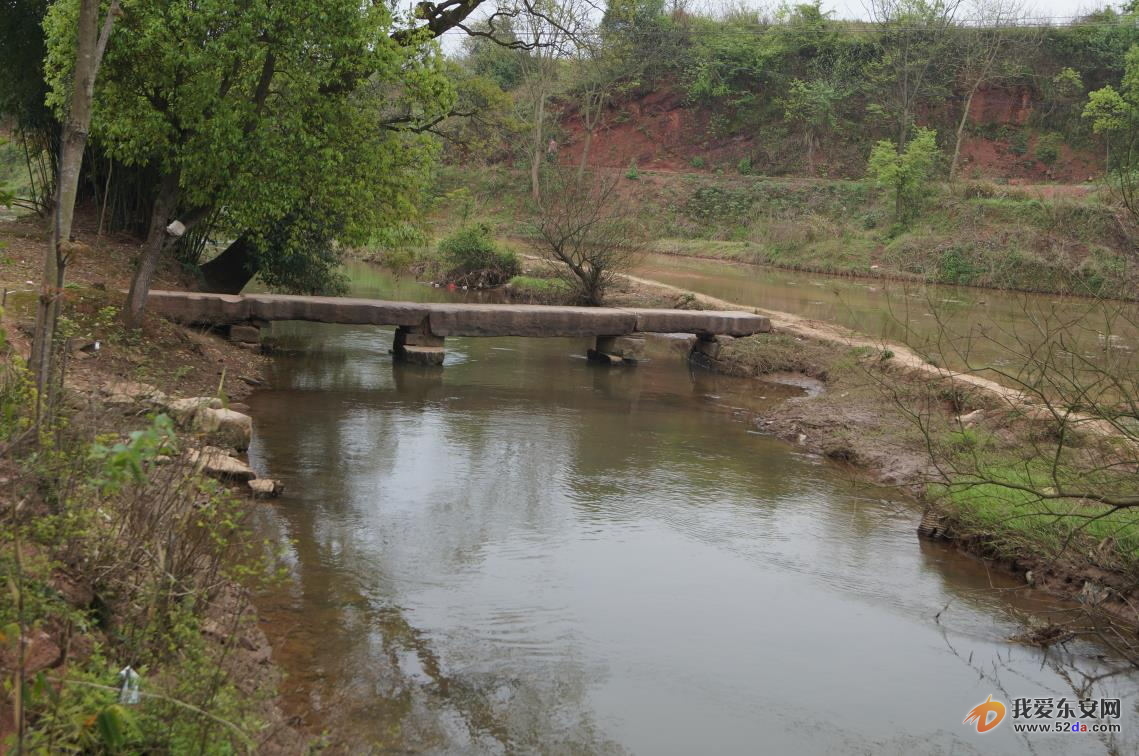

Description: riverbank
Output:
[435,166,1137,301]
[614,270,1139,637]
[1,215,307,750]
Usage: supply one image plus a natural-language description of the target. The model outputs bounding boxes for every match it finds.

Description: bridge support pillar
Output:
[393,325,445,366]
[692,334,735,360]
[588,335,645,365]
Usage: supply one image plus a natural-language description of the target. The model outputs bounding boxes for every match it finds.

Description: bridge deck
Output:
[146,291,771,338]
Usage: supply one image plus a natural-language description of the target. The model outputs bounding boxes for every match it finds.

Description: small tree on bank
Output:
[867,127,940,224]
[1085,43,1139,237]
[530,169,644,306]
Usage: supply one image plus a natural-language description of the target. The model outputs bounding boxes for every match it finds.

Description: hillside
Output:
[554,85,1104,184]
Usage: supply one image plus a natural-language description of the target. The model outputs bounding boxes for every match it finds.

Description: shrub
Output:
[737,156,753,175]
[625,160,640,180]
[437,224,519,286]
[1035,132,1063,166]
[938,246,982,285]
[1008,130,1029,155]
[960,181,1000,199]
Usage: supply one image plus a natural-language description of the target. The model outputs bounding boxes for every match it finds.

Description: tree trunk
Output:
[950,84,981,182]
[949,91,974,182]
[198,235,259,294]
[123,173,179,327]
[530,91,547,203]
[29,0,119,421]
[578,128,593,179]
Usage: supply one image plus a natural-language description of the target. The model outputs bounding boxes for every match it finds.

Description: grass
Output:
[508,275,569,292]
[506,275,572,303]
[938,463,1139,568]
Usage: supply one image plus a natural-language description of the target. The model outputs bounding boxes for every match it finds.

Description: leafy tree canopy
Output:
[43,0,455,294]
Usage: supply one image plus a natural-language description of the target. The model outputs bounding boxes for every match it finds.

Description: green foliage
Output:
[507,275,572,303]
[736,157,753,175]
[3,406,281,752]
[685,185,753,221]
[438,224,520,284]
[1084,43,1139,232]
[783,78,842,133]
[867,127,940,224]
[625,160,640,180]
[945,428,990,451]
[88,414,178,493]
[462,19,525,91]
[1007,129,1029,156]
[42,0,452,296]
[937,463,1139,565]
[1035,133,1063,165]
[937,246,982,285]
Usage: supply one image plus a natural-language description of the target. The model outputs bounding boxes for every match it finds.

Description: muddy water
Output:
[246,267,1135,754]
[634,253,1139,373]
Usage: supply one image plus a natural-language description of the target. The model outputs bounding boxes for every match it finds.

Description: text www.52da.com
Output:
[1012,722,1122,734]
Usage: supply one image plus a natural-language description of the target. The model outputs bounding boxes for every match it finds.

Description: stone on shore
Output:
[100,380,168,405]
[166,396,223,423]
[187,446,257,481]
[248,478,285,498]
[192,407,253,450]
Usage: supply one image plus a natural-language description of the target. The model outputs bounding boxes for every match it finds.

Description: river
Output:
[634,253,1139,375]
[246,263,1136,754]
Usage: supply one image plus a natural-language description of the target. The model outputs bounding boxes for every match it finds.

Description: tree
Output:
[28,0,120,419]
[867,0,963,148]
[947,0,1037,180]
[443,75,526,166]
[513,0,589,202]
[530,169,644,305]
[1084,44,1139,232]
[462,18,526,91]
[867,126,940,223]
[42,0,498,322]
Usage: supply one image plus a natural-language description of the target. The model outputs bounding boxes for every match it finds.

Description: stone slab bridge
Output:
[146,290,772,365]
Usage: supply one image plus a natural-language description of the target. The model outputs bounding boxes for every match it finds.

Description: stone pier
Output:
[392,325,446,366]
[588,335,646,365]
[692,334,735,360]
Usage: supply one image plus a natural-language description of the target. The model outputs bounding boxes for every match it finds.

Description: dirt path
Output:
[621,271,1030,402]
